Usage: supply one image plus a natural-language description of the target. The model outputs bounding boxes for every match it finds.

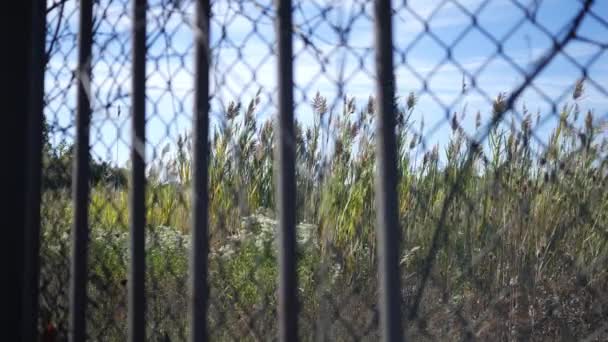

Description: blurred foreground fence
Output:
[23,0,608,340]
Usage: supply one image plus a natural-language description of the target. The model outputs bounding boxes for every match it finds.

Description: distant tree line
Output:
[42,116,128,191]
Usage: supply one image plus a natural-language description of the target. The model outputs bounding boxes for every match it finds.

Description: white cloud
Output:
[44,0,608,165]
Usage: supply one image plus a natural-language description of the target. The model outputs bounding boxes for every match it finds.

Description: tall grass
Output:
[39,82,608,340]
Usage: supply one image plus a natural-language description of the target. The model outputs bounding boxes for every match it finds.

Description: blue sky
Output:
[44,0,608,168]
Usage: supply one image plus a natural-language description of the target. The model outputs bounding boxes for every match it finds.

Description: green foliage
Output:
[39,81,608,339]
[42,116,128,191]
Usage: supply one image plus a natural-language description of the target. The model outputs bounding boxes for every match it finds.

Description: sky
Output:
[43,0,608,168]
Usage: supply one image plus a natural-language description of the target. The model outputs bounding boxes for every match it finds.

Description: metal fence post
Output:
[190,0,211,341]
[373,0,404,341]
[129,0,147,340]
[22,0,47,339]
[69,0,94,340]
[275,0,298,340]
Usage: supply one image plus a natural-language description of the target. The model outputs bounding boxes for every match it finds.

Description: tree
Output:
[42,115,127,190]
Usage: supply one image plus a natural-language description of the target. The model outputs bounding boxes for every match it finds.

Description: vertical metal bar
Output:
[129,0,147,340]
[190,0,211,341]
[274,0,298,340]
[70,0,94,340]
[22,0,47,339]
[373,0,404,341]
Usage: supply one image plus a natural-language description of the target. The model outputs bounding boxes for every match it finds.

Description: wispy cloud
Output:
[44,0,608,165]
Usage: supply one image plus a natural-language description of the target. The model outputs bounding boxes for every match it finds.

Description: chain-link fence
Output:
[35,0,608,340]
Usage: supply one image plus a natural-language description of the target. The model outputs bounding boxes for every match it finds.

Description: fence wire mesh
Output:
[39,0,607,340]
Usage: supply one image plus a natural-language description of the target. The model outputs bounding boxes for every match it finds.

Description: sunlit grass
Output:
[39,82,608,339]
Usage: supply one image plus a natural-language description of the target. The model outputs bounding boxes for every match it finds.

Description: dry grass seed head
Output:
[226,101,241,120]
[573,78,585,100]
[492,92,507,120]
[312,91,328,119]
[406,91,417,111]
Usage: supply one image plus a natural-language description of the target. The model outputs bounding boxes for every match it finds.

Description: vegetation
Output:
[41,116,128,191]
[39,82,608,340]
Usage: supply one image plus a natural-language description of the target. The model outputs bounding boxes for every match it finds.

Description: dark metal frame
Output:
[22,0,47,340]
[129,0,148,340]
[373,1,404,341]
[275,0,299,341]
[190,0,211,341]
[70,0,93,340]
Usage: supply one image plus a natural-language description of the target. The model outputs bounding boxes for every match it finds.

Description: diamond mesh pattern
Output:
[38,0,607,340]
